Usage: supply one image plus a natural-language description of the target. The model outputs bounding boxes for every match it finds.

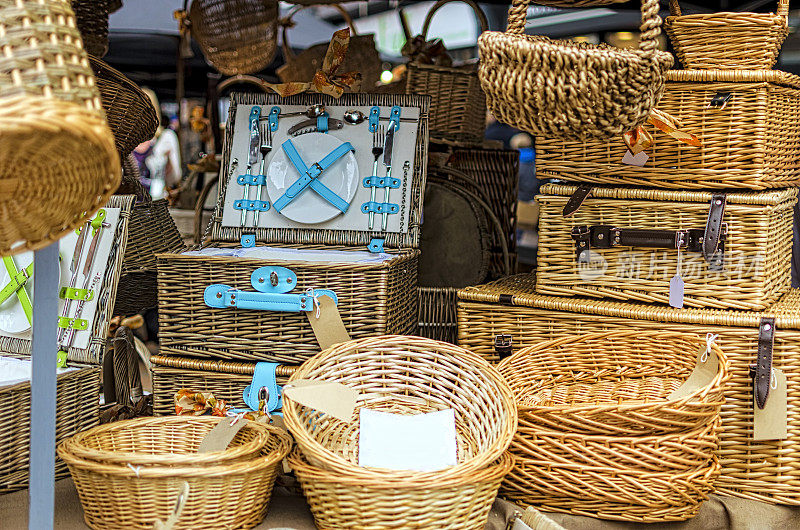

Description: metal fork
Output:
[368,125,384,230]
[254,121,272,227]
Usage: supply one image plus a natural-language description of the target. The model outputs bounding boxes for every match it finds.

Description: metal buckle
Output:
[309,162,324,178]
[675,230,688,249]
[707,92,733,110]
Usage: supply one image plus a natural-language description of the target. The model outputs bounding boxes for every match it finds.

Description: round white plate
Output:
[266,132,359,225]
[0,251,35,333]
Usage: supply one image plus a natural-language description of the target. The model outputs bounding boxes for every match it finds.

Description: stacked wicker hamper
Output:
[461,0,800,519]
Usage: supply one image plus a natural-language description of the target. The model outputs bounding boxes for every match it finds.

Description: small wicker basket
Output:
[71,0,110,57]
[479,0,673,140]
[665,0,789,70]
[282,335,517,481]
[289,449,514,530]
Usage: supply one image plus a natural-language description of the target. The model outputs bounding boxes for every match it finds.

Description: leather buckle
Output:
[494,335,513,360]
[704,193,727,270]
[708,92,733,110]
[562,185,593,217]
[750,318,775,410]
[307,162,324,179]
[571,225,591,261]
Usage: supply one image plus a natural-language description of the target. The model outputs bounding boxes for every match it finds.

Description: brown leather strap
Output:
[751,318,776,410]
[562,185,592,217]
[703,193,726,270]
[494,334,513,360]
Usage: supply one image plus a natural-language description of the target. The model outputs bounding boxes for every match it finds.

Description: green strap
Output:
[1,257,33,324]
[59,287,94,301]
[56,350,68,368]
[57,316,88,331]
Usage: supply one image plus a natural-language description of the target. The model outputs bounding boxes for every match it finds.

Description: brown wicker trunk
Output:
[457,275,800,505]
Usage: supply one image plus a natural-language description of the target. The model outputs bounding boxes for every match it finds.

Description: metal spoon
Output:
[278,104,326,120]
[343,109,366,125]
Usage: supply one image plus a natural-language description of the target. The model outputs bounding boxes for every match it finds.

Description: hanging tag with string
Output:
[754,366,788,441]
[305,291,350,350]
[670,240,685,308]
[668,334,721,400]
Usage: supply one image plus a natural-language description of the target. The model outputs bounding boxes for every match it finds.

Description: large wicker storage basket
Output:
[0,360,99,494]
[665,0,789,70]
[457,275,800,505]
[535,184,796,310]
[150,351,297,416]
[59,421,291,530]
[289,449,514,530]
[537,70,800,190]
[283,335,517,480]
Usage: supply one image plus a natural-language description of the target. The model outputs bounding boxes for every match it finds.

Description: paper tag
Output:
[669,274,684,308]
[358,408,457,472]
[283,379,358,422]
[306,295,351,350]
[197,415,248,453]
[513,519,534,530]
[622,150,648,166]
[754,368,788,441]
[668,343,719,400]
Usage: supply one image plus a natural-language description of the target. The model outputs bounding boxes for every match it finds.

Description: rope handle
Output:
[506,0,662,56]
[421,0,489,39]
[669,0,789,19]
[281,3,359,63]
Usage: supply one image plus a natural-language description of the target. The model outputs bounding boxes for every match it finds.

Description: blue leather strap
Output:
[268,106,280,132]
[233,199,270,212]
[368,239,384,253]
[273,139,353,213]
[317,114,329,133]
[369,106,380,132]
[361,201,399,215]
[204,284,339,312]
[237,174,267,186]
[363,176,400,189]
[243,362,282,413]
[240,235,255,248]
[389,105,401,131]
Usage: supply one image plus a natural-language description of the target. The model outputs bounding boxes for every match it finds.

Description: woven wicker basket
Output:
[90,55,159,157]
[63,416,271,467]
[479,0,673,140]
[289,449,514,530]
[0,359,99,494]
[189,0,278,76]
[0,0,120,256]
[283,335,517,480]
[150,352,297,416]
[417,287,459,343]
[535,185,796,311]
[72,0,110,57]
[59,422,291,530]
[404,0,488,143]
[537,69,800,190]
[665,0,789,70]
[457,276,800,505]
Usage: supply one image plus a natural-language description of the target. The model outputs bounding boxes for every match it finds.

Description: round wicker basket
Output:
[71,0,110,57]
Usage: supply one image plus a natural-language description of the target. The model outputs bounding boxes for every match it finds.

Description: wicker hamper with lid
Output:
[537,70,800,190]
[458,275,800,504]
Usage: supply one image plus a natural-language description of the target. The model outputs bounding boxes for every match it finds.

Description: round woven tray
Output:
[58,423,291,530]
[282,335,517,481]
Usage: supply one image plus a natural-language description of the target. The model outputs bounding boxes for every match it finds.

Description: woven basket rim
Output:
[665,12,786,22]
[665,68,800,87]
[154,250,415,270]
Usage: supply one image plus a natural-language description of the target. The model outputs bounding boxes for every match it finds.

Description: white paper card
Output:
[622,150,648,166]
[358,408,457,472]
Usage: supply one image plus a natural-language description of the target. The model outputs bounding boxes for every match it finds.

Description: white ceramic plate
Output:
[266,132,359,225]
[0,250,70,334]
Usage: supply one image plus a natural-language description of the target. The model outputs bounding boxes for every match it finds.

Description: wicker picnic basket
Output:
[665,0,789,70]
[283,335,517,480]
[71,0,110,57]
[404,0,488,143]
[535,185,796,311]
[457,276,800,505]
[0,358,99,494]
[62,416,271,467]
[90,55,159,157]
[276,4,381,88]
[188,0,278,76]
[150,352,298,416]
[0,0,119,256]
[537,70,800,190]
[479,0,673,140]
[497,331,728,436]
[59,422,291,530]
[289,449,514,530]
[417,287,459,343]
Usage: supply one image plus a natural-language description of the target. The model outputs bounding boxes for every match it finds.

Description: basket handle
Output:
[421,0,489,40]
[281,3,359,63]
[670,0,789,19]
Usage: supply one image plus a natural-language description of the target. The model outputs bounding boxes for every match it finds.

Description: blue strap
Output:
[237,174,267,186]
[363,176,400,189]
[368,106,380,132]
[273,139,354,212]
[317,114,329,133]
[243,362,282,413]
[240,235,255,248]
[233,199,270,212]
[361,201,399,215]
[268,106,280,132]
[204,284,339,312]
[368,239,384,253]
[389,105,401,131]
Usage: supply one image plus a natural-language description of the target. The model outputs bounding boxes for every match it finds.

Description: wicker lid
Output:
[540,184,798,206]
[666,69,800,89]
[458,274,800,329]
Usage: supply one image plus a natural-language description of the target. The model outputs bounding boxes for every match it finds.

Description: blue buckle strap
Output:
[233,199,271,212]
[361,202,399,215]
[237,174,267,186]
[273,139,353,213]
[363,176,400,189]
[243,362,282,413]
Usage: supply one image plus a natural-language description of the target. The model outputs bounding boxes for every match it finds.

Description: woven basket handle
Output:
[281,3,359,63]
[670,0,789,19]
[420,0,489,40]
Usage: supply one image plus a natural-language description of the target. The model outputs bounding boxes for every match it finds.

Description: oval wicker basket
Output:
[282,335,517,481]
[478,0,673,140]
[665,0,789,70]
[189,0,278,76]
[289,449,514,530]
[497,330,729,436]
[89,55,159,157]
[72,0,110,57]
[62,416,270,467]
[58,422,291,530]
[0,0,119,256]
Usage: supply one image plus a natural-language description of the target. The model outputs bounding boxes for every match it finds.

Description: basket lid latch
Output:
[570,225,591,262]
[562,184,593,217]
[707,92,733,111]
[749,317,775,410]
[494,334,513,361]
[243,362,283,414]
[703,193,727,271]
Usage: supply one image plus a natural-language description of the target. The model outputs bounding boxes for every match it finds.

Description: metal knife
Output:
[287,117,344,136]
[381,122,396,231]
[241,107,262,226]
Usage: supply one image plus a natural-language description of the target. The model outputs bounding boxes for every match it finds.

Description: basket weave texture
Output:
[0,0,119,256]
[665,0,789,70]
[59,419,291,530]
[71,0,109,57]
[283,335,517,481]
[478,0,673,140]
